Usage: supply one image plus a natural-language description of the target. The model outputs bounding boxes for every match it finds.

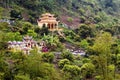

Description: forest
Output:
[0,0,120,80]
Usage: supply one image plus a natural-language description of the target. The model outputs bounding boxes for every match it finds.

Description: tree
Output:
[10,10,22,19]
[75,24,95,39]
[91,32,114,80]
[39,0,56,12]
[5,32,22,41]
[22,53,60,80]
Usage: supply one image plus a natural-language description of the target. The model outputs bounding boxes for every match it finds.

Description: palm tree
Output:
[42,34,60,51]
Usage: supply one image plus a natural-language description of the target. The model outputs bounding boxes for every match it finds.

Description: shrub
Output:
[10,9,22,19]
[41,52,54,63]
[95,75,103,80]
[108,64,115,73]
[108,64,115,79]
[15,74,30,80]
[115,74,120,80]
[58,59,70,69]
[80,16,86,23]
[67,17,73,22]
[75,24,95,39]
[61,50,74,61]
[82,58,91,63]
[81,63,95,78]
[80,39,89,49]
[117,54,120,60]
[62,65,80,76]
[94,16,102,23]
[0,72,4,80]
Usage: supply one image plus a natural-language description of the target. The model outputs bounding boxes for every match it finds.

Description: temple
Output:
[37,13,62,31]
[8,35,49,54]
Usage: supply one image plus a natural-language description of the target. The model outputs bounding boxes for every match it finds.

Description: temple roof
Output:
[38,13,58,23]
[23,36,32,40]
[41,13,54,17]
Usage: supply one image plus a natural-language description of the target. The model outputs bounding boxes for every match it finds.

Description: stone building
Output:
[8,36,48,54]
[37,13,62,31]
[8,36,37,54]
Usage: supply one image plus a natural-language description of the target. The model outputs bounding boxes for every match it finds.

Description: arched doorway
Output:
[43,24,46,27]
[47,24,50,29]
[51,24,54,29]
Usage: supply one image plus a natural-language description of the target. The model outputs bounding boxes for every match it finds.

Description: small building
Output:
[8,36,37,54]
[8,36,49,54]
[37,13,62,31]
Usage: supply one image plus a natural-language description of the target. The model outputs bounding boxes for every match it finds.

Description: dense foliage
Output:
[0,0,120,80]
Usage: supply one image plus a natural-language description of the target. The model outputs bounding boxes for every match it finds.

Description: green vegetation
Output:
[0,0,120,80]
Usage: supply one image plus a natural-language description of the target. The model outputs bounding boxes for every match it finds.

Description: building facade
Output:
[8,36,37,54]
[37,13,62,31]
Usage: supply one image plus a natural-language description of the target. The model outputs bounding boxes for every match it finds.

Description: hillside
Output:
[0,0,120,27]
[0,0,120,80]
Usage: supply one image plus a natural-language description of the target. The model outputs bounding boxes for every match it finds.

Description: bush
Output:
[81,63,95,78]
[108,64,115,79]
[23,54,60,80]
[95,75,103,80]
[15,74,30,80]
[82,58,91,63]
[0,72,4,80]
[61,50,74,61]
[41,52,54,63]
[94,16,102,23]
[62,65,80,76]
[117,54,120,60]
[108,64,115,73]
[80,39,89,49]
[67,17,73,22]
[58,59,70,69]
[80,16,86,23]
[75,24,95,39]
[10,10,22,19]
[115,74,120,80]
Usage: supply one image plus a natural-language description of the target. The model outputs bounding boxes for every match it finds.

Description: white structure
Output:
[8,36,38,54]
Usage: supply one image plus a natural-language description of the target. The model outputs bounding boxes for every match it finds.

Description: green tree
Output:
[5,32,22,41]
[75,24,95,39]
[10,9,22,19]
[91,32,114,80]
[22,53,60,80]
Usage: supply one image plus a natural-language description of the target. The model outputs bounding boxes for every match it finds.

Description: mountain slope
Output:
[0,0,120,27]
